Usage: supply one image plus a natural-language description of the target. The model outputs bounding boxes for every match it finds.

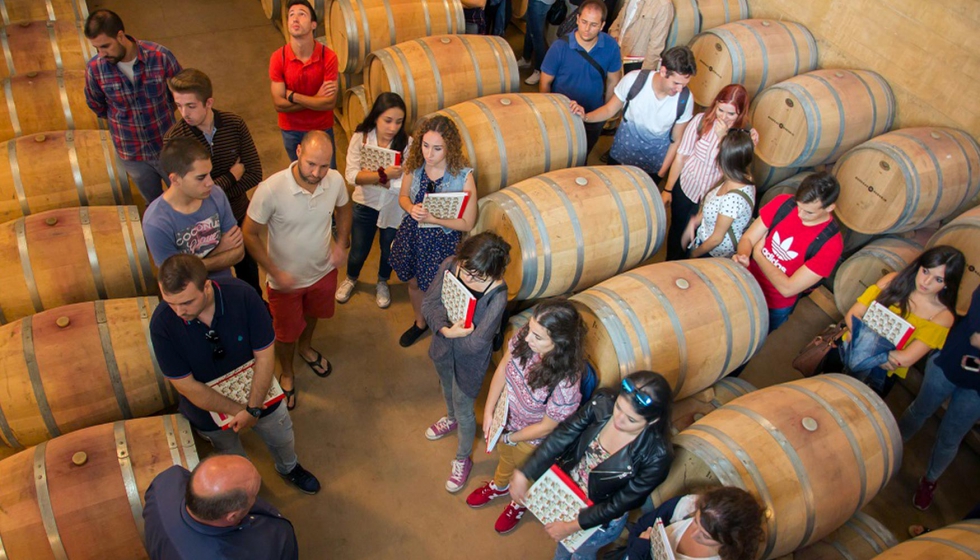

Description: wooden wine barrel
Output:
[0,19,93,80]
[753,159,803,193]
[833,233,933,317]
[790,511,897,560]
[670,377,756,434]
[0,415,199,560]
[0,206,156,325]
[666,0,750,49]
[751,70,896,168]
[342,85,369,134]
[652,375,902,560]
[513,0,528,18]
[0,130,139,223]
[366,35,519,126]
[327,0,465,74]
[0,0,88,24]
[688,19,817,106]
[437,93,587,197]
[265,0,325,39]
[926,207,980,315]
[833,128,980,235]
[570,259,768,398]
[335,70,364,128]
[870,520,980,560]
[0,69,102,143]
[0,297,175,449]
[474,165,666,300]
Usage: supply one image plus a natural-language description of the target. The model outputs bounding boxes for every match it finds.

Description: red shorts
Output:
[267,270,337,343]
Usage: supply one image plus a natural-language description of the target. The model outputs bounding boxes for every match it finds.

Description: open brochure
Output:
[486,386,509,453]
[864,301,915,350]
[420,191,470,228]
[649,518,677,560]
[525,465,598,552]
[206,359,284,429]
[441,269,478,329]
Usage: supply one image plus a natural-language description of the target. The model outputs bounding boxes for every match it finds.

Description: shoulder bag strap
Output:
[723,188,755,249]
[565,35,607,92]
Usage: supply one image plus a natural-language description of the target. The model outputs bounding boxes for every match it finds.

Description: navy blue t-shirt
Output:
[541,32,622,113]
[150,278,278,431]
[935,285,980,392]
[143,466,298,560]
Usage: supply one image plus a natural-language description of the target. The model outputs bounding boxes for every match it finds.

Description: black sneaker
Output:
[280,463,320,495]
[399,323,429,347]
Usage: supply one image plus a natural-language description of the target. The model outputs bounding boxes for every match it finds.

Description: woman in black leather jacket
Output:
[510,370,674,559]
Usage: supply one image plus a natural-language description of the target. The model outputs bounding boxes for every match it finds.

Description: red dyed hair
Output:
[698,84,750,139]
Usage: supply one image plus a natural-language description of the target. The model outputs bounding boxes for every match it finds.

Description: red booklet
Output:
[524,465,598,552]
[206,359,285,430]
[441,269,478,329]
[420,191,470,228]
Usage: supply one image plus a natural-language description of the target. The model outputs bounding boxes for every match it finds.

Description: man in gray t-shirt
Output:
[143,137,243,281]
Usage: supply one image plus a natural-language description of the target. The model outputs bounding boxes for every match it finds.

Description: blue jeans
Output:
[119,156,170,204]
[485,0,509,36]
[523,0,551,71]
[347,202,397,281]
[197,403,298,475]
[434,358,477,461]
[553,513,629,560]
[281,128,336,168]
[768,305,794,332]
[898,353,980,481]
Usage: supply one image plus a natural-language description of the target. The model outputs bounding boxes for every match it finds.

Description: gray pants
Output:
[435,359,477,460]
[197,403,299,475]
[119,156,169,204]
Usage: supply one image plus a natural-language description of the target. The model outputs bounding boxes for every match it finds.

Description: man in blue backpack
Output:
[570,46,695,181]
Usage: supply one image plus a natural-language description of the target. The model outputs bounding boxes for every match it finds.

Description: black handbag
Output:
[546,0,567,26]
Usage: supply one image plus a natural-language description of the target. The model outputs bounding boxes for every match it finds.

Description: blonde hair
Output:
[404,115,469,175]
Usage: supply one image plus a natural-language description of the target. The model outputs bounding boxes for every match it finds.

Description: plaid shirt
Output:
[85,37,182,161]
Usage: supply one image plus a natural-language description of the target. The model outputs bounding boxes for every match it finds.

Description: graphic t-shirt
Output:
[749,194,843,309]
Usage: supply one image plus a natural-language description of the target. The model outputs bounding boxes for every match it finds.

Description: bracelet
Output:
[287,91,295,103]
[377,166,388,185]
[664,189,673,193]
[503,432,517,446]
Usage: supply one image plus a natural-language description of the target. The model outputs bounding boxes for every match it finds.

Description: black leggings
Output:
[665,181,699,261]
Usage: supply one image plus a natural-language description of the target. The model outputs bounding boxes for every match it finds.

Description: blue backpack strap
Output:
[580,361,599,400]
[621,69,651,123]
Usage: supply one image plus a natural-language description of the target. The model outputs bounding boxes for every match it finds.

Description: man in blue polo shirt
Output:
[540,0,622,157]
[143,455,298,560]
[150,253,320,494]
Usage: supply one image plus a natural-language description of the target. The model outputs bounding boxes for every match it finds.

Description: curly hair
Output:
[404,114,469,175]
[511,299,586,392]
[696,487,765,560]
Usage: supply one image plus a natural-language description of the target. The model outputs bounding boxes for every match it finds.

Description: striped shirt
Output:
[677,113,724,204]
[164,109,263,223]
[84,37,182,161]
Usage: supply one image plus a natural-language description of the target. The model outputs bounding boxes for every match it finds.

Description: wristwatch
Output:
[287,91,295,103]
[245,406,262,419]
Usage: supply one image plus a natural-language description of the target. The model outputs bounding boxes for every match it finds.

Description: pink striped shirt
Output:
[677,113,724,203]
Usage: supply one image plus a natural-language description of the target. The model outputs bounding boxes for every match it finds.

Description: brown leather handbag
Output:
[792,322,847,377]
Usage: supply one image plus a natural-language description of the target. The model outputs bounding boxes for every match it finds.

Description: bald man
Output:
[244,131,352,410]
[143,455,298,559]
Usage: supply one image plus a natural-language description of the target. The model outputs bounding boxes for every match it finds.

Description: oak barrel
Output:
[652,375,902,560]
[0,415,199,560]
[926,207,980,315]
[689,19,817,106]
[667,0,750,49]
[833,232,933,317]
[790,512,897,560]
[570,259,768,398]
[342,85,369,134]
[0,130,139,223]
[327,0,465,74]
[833,128,980,235]
[670,377,756,434]
[0,206,156,324]
[437,93,587,197]
[0,0,88,24]
[0,69,102,143]
[335,71,364,128]
[751,69,895,168]
[473,165,666,300]
[868,520,980,559]
[366,35,519,126]
[0,297,174,449]
[1,19,93,79]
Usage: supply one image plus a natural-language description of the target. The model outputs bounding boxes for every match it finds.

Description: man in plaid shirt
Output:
[84,10,182,204]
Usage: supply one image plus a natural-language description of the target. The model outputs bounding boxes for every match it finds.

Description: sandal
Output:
[908,524,931,538]
[283,388,297,411]
[303,350,332,378]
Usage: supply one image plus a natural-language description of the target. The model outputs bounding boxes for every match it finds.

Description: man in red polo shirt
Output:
[269,0,339,167]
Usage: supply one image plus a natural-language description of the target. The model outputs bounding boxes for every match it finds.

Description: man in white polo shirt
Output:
[243,131,351,410]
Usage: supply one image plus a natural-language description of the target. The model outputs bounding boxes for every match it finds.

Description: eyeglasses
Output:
[621,378,653,408]
[461,267,490,283]
[205,329,226,361]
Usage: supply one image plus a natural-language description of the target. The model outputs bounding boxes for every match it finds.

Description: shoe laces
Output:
[451,460,468,477]
[505,502,526,518]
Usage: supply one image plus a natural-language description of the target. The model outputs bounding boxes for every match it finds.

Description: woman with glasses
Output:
[510,370,674,559]
[661,84,757,261]
[466,299,587,535]
[624,487,765,560]
[421,232,511,494]
[681,129,756,259]
[389,115,478,347]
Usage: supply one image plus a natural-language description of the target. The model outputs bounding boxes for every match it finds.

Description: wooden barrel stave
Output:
[666,0,750,49]
[0,69,101,143]
[791,511,897,560]
[1,18,93,79]
[437,93,587,197]
[342,85,369,134]
[570,259,768,398]
[0,0,88,24]
[670,377,757,433]
[869,520,980,559]
[926,207,980,315]
[0,415,198,559]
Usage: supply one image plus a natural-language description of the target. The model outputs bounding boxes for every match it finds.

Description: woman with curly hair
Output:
[466,299,586,534]
[389,115,478,347]
[625,486,765,560]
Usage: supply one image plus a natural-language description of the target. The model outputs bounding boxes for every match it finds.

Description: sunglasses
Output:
[205,330,226,361]
[621,378,653,408]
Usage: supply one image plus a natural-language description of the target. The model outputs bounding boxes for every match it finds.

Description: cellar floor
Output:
[35,0,980,557]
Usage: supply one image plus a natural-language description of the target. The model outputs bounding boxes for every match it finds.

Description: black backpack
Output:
[621,69,690,142]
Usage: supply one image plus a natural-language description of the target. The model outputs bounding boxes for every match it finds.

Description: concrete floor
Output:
[75,0,980,557]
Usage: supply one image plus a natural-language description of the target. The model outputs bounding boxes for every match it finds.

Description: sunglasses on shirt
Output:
[205,329,226,361]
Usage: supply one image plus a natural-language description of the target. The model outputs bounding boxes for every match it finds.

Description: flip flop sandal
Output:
[304,350,333,378]
[283,388,297,411]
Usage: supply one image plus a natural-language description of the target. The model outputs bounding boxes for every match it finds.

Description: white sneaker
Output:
[516,57,532,69]
[524,70,540,86]
[376,281,391,309]
[335,277,356,303]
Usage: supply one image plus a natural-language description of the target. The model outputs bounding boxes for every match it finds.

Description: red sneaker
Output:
[913,477,937,511]
[466,481,509,508]
[495,501,527,534]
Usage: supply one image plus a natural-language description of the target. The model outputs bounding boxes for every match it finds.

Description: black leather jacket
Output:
[520,390,673,530]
